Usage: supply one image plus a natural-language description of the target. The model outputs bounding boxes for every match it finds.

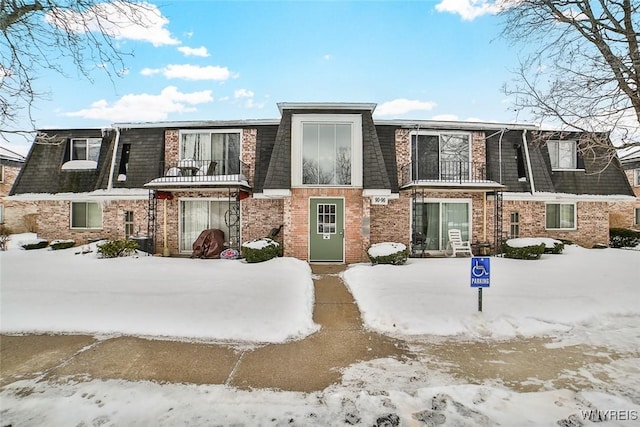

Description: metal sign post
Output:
[470,257,490,312]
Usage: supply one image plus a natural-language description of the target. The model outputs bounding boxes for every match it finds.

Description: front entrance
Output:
[309,198,344,262]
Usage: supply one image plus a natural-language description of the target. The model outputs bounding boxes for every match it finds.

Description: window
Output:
[71,202,102,229]
[414,200,471,250]
[547,140,577,169]
[71,138,101,161]
[546,203,576,229]
[510,212,520,238]
[411,132,470,181]
[0,205,4,224]
[180,130,240,174]
[635,208,640,226]
[0,165,4,183]
[317,203,337,233]
[179,199,234,252]
[291,114,362,187]
[634,169,640,187]
[124,211,134,237]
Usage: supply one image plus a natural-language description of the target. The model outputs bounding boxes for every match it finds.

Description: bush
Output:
[50,239,75,250]
[20,239,49,250]
[502,241,545,260]
[97,239,138,258]
[367,242,408,265]
[609,228,640,248]
[0,225,11,251]
[543,240,565,254]
[241,238,280,263]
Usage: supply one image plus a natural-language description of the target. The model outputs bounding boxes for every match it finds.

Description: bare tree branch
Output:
[500,0,640,161]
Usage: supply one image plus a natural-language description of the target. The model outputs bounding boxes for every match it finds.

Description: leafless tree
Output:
[0,0,156,141]
[500,0,639,161]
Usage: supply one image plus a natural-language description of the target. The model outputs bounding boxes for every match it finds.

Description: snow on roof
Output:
[0,145,26,162]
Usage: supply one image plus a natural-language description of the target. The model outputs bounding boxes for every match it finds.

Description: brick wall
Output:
[503,200,611,247]
[242,197,284,243]
[165,129,179,166]
[35,199,148,245]
[284,188,367,263]
[1,164,38,232]
[608,169,640,230]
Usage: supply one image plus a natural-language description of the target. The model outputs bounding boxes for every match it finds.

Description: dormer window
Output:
[71,138,101,162]
[548,140,577,169]
[291,114,362,187]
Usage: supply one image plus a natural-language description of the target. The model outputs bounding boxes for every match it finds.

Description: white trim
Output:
[362,189,391,197]
[308,196,345,263]
[544,202,577,231]
[6,189,150,201]
[254,189,292,199]
[278,102,376,114]
[291,114,363,188]
[107,127,121,190]
[499,191,636,202]
[633,169,640,187]
[522,130,536,193]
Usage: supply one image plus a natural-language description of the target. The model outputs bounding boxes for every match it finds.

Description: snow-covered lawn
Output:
[343,245,640,350]
[0,235,318,343]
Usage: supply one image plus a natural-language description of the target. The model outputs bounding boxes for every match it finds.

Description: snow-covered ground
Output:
[1,235,639,426]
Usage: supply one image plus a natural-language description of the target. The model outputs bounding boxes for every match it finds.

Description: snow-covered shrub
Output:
[97,239,138,258]
[503,238,546,260]
[20,239,49,250]
[367,242,408,265]
[241,238,279,263]
[50,239,75,250]
[609,228,640,248]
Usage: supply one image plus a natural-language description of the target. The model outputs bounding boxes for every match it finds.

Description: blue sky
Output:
[8,0,525,153]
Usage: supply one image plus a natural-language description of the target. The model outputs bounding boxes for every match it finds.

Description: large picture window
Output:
[291,114,362,187]
[71,202,102,229]
[411,132,470,181]
[548,140,577,169]
[180,130,241,175]
[302,123,351,185]
[546,203,575,229]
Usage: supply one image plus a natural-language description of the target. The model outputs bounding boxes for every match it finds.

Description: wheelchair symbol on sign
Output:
[472,259,489,277]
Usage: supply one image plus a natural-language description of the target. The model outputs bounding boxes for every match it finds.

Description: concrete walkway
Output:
[0,264,409,392]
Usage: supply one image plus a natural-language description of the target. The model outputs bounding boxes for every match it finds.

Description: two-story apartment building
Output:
[9,102,635,262]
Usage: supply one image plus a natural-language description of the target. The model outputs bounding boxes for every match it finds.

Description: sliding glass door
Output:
[180,200,231,252]
[414,200,470,250]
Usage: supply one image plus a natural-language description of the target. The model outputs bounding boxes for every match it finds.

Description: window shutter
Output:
[63,139,71,162]
[576,150,585,169]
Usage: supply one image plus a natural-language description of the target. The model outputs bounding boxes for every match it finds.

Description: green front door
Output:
[309,198,344,262]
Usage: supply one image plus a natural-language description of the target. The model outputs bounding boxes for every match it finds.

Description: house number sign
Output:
[371,196,388,205]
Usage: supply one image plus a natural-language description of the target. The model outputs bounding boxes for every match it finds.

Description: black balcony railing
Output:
[401,160,488,185]
[152,158,250,184]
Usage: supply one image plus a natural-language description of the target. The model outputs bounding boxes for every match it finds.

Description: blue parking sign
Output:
[470,257,490,288]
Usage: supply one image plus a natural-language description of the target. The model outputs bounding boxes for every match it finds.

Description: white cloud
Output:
[65,86,213,121]
[140,64,232,81]
[46,1,179,46]
[323,54,333,61]
[375,99,437,117]
[177,46,210,57]
[435,0,505,21]
[234,89,254,98]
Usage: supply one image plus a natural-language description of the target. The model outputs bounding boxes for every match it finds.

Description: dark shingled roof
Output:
[485,130,532,192]
[110,127,166,189]
[374,125,400,193]
[262,108,393,191]
[252,125,279,193]
[11,129,112,195]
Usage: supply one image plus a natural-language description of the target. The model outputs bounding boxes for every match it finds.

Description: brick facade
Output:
[0,164,38,233]
[35,199,148,245]
[608,168,640,230]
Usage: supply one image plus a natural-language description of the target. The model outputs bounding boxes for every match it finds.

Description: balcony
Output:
[144,158,251,189]
[401,160,501,188]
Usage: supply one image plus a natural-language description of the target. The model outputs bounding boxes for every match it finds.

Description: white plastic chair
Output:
[447,228,473,257]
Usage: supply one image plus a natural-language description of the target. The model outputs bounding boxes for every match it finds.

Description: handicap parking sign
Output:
[470,257,490,288]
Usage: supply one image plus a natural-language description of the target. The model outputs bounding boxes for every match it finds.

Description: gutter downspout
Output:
[107,127,121,190]
[522,129,536,193]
